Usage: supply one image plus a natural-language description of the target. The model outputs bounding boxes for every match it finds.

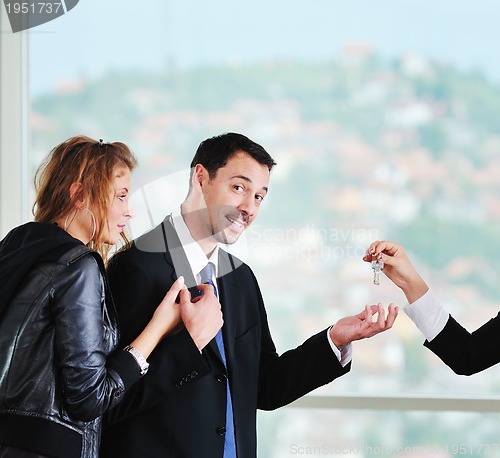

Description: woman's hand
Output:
[363,241,429,303]
[129,276,189,360]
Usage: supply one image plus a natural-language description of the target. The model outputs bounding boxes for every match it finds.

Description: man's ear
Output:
[192,164,208,190]
[69,182,84,207]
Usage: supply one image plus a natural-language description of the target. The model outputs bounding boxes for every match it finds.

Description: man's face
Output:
[201,151,270,245]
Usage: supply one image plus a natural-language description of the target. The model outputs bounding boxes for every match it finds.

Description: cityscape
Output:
[30,44,500,455]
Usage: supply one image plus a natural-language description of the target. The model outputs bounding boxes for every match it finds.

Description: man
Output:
[101,133,398,458]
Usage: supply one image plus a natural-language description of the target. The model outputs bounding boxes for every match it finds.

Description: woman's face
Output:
[102,166,132,245]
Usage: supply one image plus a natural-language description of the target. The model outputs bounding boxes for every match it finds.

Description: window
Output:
[3,0,500,455]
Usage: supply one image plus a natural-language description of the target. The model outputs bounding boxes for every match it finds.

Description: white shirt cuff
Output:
[327,328,352,367]
[404,289,449,341]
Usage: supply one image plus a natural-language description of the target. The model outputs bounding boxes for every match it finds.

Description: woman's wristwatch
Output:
[124,345,150,376]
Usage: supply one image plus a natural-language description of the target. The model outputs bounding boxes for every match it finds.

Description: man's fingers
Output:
[190,295,203,304]
[384,303,399,328]
[356,304,378,321]
[178,287,191,305]
[196,283,215,295]
[375,303,385,327]
[365,304,374,323]
[365,303,398,332]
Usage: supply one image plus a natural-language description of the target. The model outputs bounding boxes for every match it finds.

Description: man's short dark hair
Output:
[189,132,276,184]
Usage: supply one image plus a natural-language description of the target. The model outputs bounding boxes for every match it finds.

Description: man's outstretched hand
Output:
[329,303,398,348]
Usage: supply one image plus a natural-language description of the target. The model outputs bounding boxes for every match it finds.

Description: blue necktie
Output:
[200,262,237,458]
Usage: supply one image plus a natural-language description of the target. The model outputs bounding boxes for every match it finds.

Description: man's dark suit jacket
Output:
[425,314,500,375]
[100,217,351,458]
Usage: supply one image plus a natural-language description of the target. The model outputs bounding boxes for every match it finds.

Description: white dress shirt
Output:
[404,289,449,341]
[170,206,219,283]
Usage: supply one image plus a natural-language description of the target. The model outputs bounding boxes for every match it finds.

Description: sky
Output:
[15,0,500,95]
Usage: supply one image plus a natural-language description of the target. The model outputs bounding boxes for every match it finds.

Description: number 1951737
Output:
[5,3,63,14]
[446,443,500,455]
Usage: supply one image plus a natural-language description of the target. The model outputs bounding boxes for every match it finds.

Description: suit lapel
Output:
[159,216,197,288]
[159,216,227,365]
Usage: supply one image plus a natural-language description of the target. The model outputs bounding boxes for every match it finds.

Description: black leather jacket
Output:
[0,223,141,458]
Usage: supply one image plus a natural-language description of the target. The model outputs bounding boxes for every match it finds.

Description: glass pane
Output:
[29,0,500,397]
[258,408,500,457]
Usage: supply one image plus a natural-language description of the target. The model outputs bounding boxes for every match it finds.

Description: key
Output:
[371,259,384,285]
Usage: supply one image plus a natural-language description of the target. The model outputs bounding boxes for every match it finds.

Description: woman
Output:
[364,240,500,376]
[0,136,222,458]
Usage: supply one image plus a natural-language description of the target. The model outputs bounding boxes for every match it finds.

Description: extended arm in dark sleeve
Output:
[425,313,500,375]
[252,273,351,410]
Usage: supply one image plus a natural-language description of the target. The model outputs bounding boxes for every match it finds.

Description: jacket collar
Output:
[150,214,243,367]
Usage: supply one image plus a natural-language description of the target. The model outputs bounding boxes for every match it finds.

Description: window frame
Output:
[289,393,500,413]
[0,7,29,239]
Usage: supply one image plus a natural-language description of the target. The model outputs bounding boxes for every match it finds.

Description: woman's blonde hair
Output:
[33,135,137,258]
